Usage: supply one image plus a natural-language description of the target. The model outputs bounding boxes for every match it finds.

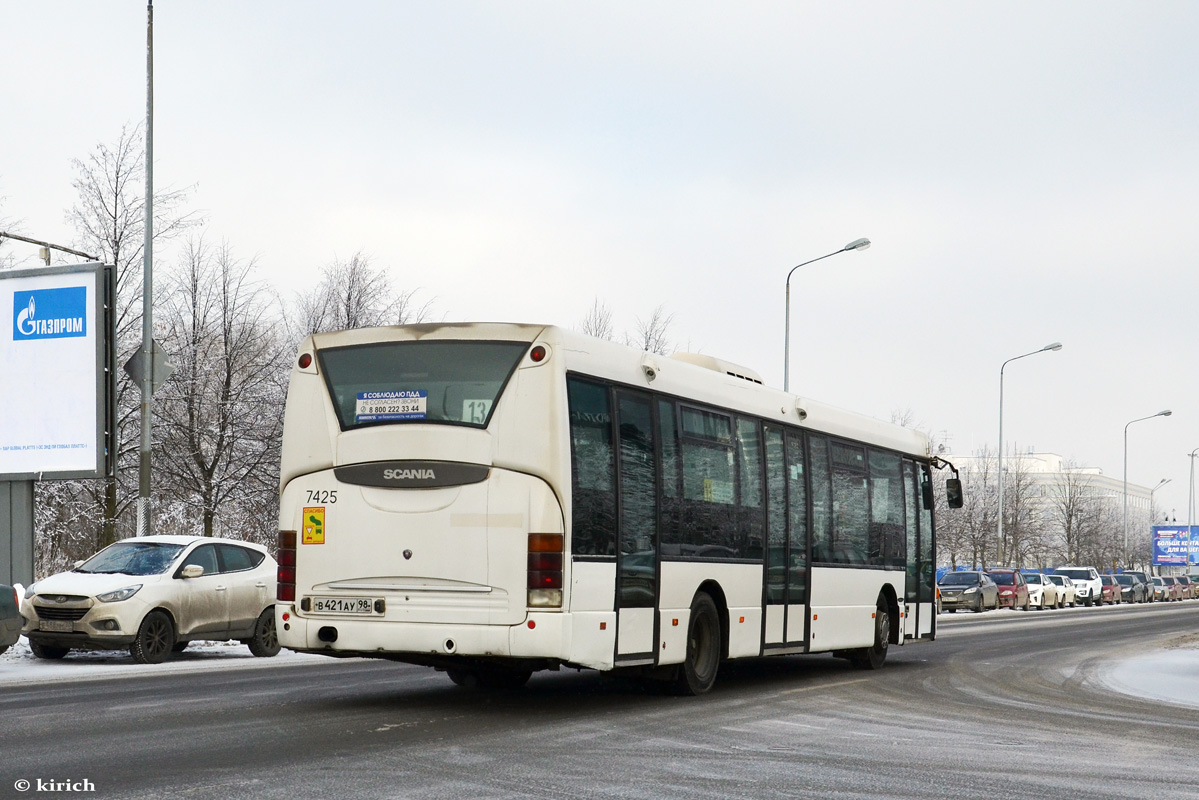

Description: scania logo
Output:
[382,468,436,480]
[334,461,489,488]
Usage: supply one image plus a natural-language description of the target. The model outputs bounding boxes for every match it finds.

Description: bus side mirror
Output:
[946,478,964,509]
[922,480,934,510]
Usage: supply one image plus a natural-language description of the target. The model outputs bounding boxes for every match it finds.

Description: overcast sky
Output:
[2,2,1198,520]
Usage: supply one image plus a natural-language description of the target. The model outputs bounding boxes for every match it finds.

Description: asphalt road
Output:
[3,602,1197,800]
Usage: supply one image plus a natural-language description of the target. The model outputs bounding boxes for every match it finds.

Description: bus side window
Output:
[658,400,681,546]
[679,407,738,557]
[808,436,832,563]
[829,442,868,566]
[785,431,807,603]
[764,427,787,604]
[736,418,763,560]
[567,378,616,556]
[919,466,935,603]
[904,461,920,604]
[867,448,905,568]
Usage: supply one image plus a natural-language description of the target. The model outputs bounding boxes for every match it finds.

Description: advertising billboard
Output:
[1152,526,1197,567]
[0,263,113,480]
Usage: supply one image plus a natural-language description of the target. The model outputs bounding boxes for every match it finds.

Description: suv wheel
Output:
[248,608,281,658]
[130,610,175,664]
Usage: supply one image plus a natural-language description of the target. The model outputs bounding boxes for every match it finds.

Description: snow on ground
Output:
[4,621,1196,699]
[0,635,332,685]
[1101,633,1199,709]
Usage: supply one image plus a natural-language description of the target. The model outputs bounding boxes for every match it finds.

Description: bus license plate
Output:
[312,597,378,615]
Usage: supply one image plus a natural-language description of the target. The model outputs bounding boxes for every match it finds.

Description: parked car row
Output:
[13,535,280,664]
[937,566,1198,613]
[1152,575,1195,602]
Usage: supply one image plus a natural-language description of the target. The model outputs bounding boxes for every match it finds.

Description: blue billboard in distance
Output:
[1152,526,1197,566]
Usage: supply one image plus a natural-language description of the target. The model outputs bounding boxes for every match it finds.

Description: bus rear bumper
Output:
[278,608,593,666]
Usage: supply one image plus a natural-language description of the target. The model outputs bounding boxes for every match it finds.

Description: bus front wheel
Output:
[676,593,721,695]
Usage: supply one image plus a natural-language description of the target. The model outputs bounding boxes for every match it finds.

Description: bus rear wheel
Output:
[850,600,890,670]
[676,593,721,695]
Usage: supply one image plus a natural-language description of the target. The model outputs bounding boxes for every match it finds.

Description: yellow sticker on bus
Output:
[303,506,325,544]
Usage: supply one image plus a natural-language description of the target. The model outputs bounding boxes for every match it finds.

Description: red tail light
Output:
[277,530,297,602]
[527,533,563,608]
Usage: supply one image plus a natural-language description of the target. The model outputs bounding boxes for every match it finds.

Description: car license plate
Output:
[40,620,73,633]
[312,596,378,614]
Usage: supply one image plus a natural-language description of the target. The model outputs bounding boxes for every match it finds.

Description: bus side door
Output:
[614,391,658,662]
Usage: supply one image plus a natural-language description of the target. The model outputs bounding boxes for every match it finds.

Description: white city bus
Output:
[275,323,959,693]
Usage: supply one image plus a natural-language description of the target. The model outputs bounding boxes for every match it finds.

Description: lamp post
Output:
[783,237,870,392]
[1123,410,1172,567]
[1148,478,1171,569]
[996,342,1062,567]
[1188,448,1199,574]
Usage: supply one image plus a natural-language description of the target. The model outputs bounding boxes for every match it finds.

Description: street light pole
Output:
[1123,410,1172,567]
[137,0,156,537]
[996,342,1062,567]
[783,237,870,393]
[1148,478,1171,569]
[1188,448,1198,574]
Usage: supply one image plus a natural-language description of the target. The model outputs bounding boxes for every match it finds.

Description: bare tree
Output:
[999,453,1042,568]
[292,250,432,339]
[32,126,196,574]
[889,408,918,429]
[950,449,999,568]
[626,304,674,354]
[1043,462,1100,565]
[0,191,20,269]
[579,297,615,340]
[153,238,287,542]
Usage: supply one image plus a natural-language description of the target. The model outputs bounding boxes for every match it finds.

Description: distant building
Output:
[945,450,1157,568]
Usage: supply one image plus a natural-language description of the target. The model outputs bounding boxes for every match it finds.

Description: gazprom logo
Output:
[13,287,87,341]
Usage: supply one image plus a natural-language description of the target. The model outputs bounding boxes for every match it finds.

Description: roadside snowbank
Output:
[1100,633,1199,709]
[0,635,330,684]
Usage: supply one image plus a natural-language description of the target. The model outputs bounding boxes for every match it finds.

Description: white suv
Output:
[1052,566,1103,607]
[22,535,279,663]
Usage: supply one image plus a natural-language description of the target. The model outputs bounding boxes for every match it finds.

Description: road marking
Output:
[780,677,869,695]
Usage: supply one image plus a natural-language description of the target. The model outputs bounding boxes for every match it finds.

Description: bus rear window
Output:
[317,340,530,430]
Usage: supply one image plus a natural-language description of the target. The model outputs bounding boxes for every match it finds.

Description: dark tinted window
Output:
[658,399,681,544]
[218,544,256,573]
[181,544,219,576]
[764,427,786,605]
[868,449,905,567]
[830,443,869,565]
[736,418,764,559]
[918,465,934,602]
[809,436,832,562]
[785,431,807,602]
[617,394,656,607]
[318,340,529,430]
[675,406,739,557]
[568,378,616,556]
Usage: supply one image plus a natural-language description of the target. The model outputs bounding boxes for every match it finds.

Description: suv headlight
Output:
[97,585,142,603]
[24,583,38,600]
